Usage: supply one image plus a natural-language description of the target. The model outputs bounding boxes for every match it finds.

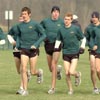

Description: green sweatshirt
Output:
[93,25,100,53]
[17,20,46,49]
[8,24,20,48]
[84,23,96,49]
[56,24,84,54]
[41,17,64,43]
[8,24,19,41]
[0,28,5,40]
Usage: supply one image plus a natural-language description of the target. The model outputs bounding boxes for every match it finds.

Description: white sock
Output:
[20,86,23,90]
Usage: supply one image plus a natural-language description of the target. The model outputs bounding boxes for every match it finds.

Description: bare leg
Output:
[21,55,29,90]
[47,54,52,72]
[51,52,60,89]
[69,59,78,77]
[90,55,97,89]
[64,60,73,92]
[29,55,38,75]
[95,58,100,80]
[14,57,21,74]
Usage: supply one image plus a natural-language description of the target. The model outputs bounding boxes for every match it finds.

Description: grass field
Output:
[0,47,100,100]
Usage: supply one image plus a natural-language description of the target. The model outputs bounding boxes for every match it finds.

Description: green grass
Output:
[0,47,100,100]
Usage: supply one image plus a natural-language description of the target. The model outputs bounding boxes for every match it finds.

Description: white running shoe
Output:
[68,90,73,95]
[37,69,43,84]
[16,88,24,94]
[48,88,55,94]
[27,70,31,82]
[57,65,62,80]
[93,88,99,94]
[75,72,81,86]
[21,90,29,96]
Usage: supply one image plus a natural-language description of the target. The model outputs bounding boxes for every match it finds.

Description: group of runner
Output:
[0,6,100,96]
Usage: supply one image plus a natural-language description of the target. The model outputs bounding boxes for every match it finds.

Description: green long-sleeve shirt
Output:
[8,24,20,49]
[84,23,96,49]
[8,24,19,41]
[41,17,64,43]
[92,25,100,53]
[56,24,84,54]
[0,28,5,40]
[17,20,46,49]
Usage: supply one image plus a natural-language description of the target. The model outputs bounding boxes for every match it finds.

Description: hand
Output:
[31,45,36,49]
[93,45,97,51]
[79,48,85,54]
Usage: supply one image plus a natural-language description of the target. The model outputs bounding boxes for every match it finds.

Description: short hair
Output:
[91,11,99,19]
[64,13,73,20]
[51,6,60,13]
[21,7,31,14]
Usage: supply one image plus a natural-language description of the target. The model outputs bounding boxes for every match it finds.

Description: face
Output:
[64,16,72,27]
[91,16,99,24]
[51,10,60,20]
[21,11,31,22]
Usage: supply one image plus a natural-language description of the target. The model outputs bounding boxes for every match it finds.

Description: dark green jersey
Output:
[8,24,20,49]
[84,23,96,49]
[93,25,100,53]
[8,24,19,41]
[41,18,64,43]
[17,20,46,49]
[0,28,5,40]
[57,24,84,54]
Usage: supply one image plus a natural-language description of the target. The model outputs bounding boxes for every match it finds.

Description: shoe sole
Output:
[57,65,62,80]
[75,72,81,86]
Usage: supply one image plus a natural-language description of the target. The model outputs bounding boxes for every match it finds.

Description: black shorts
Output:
[89,50,96,56]
[20,48,39,58]
[95,53,100,58]
[13,52,21,59]
[44,42,61,56]
[63,53,79,63]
